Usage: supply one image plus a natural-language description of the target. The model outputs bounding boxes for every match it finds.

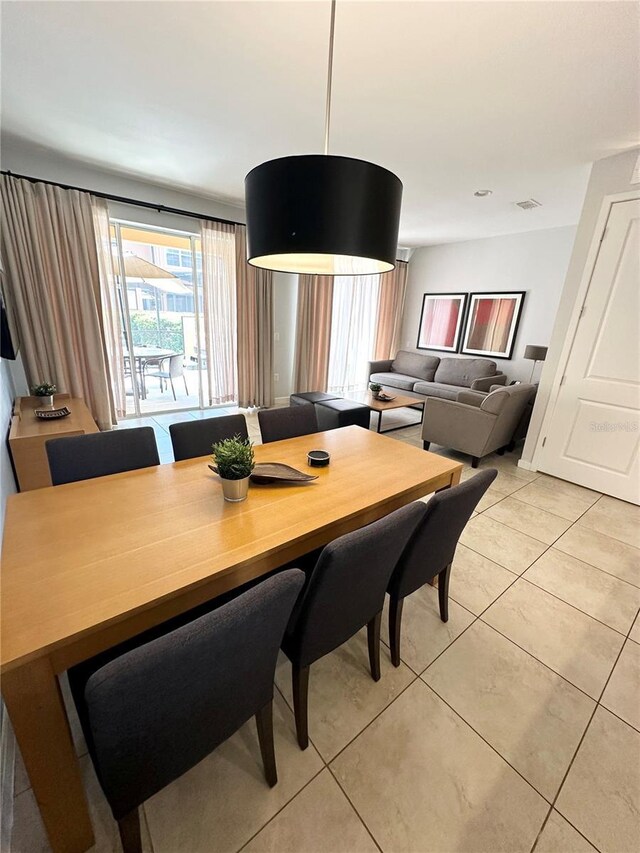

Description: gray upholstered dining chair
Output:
[169,414,249,461]
[144,354,189,400]
[387,470,497,666]
[281,502,427,749]
[258,405,318,444]
[68,570,305,853]
[46,427,160,486]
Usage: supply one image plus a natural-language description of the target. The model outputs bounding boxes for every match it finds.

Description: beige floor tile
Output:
[478,454,539,483]
[474,487,505,513]
[514,480,599,521]
[485,497,572,545]
[554,525,640,588]
[535,811,598,853]
[423,621,595,800]
[145,690,323,853]
[449,545,517,615]
[534,474,601,502]
[243,769,377,853]
[381,584,475,674]
[11,756,154,853]
[524,549,640,635]
[476,468,532,497]
[630,613,640,644]
[576,495,640,549]
[331,680,548,853]
[601,640,640,731]
[483,580,624,699]
[460,515,547,574]
[556,707,640,853]
[275,631,415,762]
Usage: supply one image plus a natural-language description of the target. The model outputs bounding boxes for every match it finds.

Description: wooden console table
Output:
[8,395,99,491]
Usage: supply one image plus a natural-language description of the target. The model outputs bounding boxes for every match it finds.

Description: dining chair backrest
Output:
[167,354,184,378]
[258,406,318,444]
[169,414,249,461]
[46,427,160,486]
[72,569,304,821]
[283,502,427,668]
[388,469,497,601]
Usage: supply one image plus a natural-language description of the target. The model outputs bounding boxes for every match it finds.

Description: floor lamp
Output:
[524,345,548,383]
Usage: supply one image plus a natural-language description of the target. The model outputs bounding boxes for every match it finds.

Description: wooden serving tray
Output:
[208,462,318,484]
[34,407,71,419]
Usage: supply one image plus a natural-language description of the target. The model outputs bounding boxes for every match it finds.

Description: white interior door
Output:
[539,198,640,504]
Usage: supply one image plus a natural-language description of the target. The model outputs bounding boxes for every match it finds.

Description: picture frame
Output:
[460,291,526,359]
[416,293,468,353]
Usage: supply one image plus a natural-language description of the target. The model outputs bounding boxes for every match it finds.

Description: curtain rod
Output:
[0,169,244,228]
[1,169,409,263]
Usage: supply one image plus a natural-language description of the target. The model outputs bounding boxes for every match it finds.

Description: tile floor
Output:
[10,407,640,853]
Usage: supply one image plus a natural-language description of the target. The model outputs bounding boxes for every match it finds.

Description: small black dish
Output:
[308,450,330,468]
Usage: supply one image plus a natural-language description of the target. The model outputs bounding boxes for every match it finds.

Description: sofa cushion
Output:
[434,357,497,388]
[369,372,417,392]
[413,381,462,401]
[391,351,440,382]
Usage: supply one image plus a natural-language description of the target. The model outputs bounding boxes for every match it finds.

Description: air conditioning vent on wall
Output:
[514,199,542,210]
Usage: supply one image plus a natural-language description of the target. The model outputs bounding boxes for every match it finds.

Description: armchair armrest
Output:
[368,359,393,376]
[422,398,496,457]
[456,390,485,407]
[471,373,507,392]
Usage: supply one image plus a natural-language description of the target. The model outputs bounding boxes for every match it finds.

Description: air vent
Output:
[515,199,542,210]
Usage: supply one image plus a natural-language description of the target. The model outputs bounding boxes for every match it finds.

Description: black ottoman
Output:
[316,398,371,431]
[290,391,341,406]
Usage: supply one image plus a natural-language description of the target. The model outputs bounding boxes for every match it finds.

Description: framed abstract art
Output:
[416,293,468,353]
[460,291,526,359]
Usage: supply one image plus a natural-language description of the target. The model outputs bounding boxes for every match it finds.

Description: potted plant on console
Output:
[212,435,255,503]
[32,382,57,408]
[369,381,383,400]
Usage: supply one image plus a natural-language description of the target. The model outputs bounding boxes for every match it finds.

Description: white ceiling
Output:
[1,1,639,246]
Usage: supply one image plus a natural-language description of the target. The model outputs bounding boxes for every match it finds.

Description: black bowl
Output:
[307,450,330,467]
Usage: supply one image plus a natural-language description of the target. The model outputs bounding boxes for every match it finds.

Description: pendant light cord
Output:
[323,0,337,155]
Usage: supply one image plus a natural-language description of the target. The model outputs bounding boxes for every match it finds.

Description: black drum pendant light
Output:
[245,0,402,276]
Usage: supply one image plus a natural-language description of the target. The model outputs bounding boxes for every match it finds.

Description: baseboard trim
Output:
[517,459,537,472]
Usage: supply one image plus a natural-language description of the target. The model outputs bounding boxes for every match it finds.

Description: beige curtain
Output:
[374,260,408,360]
[0,175,116,428]
[293,274,334,392]
[201,220,237,404]
[91,198,127,418]
[235,225,274,408]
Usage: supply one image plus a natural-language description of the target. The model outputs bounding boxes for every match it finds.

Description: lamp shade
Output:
[245,155,403,275]
[524,345,548,362]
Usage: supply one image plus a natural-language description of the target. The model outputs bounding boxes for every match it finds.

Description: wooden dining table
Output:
[1,426,462,853]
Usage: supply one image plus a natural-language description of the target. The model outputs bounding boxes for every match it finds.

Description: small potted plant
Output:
[369,381,383,399]
[32,382,57,408]
[211,435,255,503]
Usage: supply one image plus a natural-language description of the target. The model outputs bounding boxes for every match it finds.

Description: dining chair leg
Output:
[169,378,177,401]
[183,375,189,395]
[438,563,452,623]
[292,665,310,750]
[388,597,404,667]
[367,610,382,682]
[117,808,142,853]
[255,700,277,787]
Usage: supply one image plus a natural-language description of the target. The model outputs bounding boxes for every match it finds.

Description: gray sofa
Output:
[422,383,536,467]
[368,350,507,402]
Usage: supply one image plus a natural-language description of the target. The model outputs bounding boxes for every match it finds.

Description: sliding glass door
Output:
[110,221,206,416]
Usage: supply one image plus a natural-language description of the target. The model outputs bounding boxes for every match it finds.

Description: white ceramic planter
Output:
[221,476,250,502]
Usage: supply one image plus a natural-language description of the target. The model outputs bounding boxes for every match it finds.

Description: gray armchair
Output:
[422,384,536,467]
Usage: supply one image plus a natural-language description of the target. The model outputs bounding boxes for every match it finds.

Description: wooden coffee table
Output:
[366,392,425,433]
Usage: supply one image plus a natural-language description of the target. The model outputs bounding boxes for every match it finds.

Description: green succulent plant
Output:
[31,383,57,397]
[211,435,255,481]
[369,382,382,393]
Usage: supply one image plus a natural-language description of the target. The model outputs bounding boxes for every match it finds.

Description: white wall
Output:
[401,226,576,383]
[0,135,299,402]
[522,147,640,468]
